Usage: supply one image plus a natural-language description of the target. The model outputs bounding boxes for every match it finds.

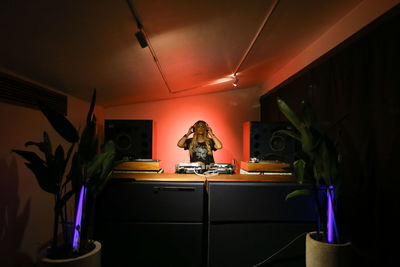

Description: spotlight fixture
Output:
[135,30,148,48]
[233,75,239,87]
[127,0,149,49]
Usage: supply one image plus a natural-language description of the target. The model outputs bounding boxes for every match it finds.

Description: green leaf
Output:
[285,189,311,200]
[96,150,116,190]
[79,89,98,163]
[78,89,98,164]
[293,159,306,184]
[86,89,96,125]
[55,190,75,211]
[78,116,98,163]
[301,100,321,133]
[299,125,315,156]
[54,144,65,171]
[68,153,83,191]
[277,98,302,132]
[42,132,53,164]
[275,129,301,141]
[87,141,116,194]
[64,143,76,171]
[92,170,113,196]
[320,137,339,186]
[39,103,79,143]
[54,145,64,159]
[86,154,106,181]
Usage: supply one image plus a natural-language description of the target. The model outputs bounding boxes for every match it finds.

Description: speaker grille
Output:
[243,121,299,163]
[105,120,153,160]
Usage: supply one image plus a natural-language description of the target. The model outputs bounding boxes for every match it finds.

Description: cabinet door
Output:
[96,180,204,222]
[209,222,314,267]
[97,222,205,267]
[209,182,316,222]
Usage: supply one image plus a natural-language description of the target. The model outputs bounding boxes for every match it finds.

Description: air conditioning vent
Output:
[0,72,67,115]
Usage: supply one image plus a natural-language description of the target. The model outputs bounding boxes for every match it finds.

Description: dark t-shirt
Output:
[184,138,217,165]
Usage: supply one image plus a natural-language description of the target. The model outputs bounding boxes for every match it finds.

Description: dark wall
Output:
[260,5,400,266]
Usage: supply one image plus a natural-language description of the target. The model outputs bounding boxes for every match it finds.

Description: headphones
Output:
[192,120,208,133]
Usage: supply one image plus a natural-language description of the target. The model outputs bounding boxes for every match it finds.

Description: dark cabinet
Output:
[208,182,316,267]
[95,180,206,266]
[96,222,204,266]
[95,178,317,266]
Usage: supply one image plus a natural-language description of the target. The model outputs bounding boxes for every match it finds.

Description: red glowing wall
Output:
[105,87,261,173]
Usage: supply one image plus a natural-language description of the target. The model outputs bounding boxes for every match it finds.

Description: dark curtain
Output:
[260,6,400,266]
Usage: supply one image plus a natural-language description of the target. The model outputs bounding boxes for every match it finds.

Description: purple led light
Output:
[327,185,334,243]
[73,185,87,250]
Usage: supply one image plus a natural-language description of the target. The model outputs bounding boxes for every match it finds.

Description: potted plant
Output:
[13,89,117,266]
[276,97,351,267]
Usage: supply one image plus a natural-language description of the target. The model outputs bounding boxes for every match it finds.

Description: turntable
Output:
[175,162,206,174]
[113,159,164,173]
[208,163,235,174]
[175,162,235,174]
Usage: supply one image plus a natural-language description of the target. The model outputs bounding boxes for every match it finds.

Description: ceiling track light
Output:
[127,0,174,93]
[233,75,239,87]
[127,1,149,49]
[135,30,148,48]
[126,0,279,94]
[232,0,280,79]
[127,0,208,95]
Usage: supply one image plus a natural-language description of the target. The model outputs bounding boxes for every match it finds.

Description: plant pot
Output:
[38,240,101,267]
[306,232,352,267]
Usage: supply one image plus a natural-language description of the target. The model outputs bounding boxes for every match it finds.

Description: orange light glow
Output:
[105,87,261,173]
[208,76,234,85]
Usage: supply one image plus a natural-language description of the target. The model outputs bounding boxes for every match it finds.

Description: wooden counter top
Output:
[111,172,297,182]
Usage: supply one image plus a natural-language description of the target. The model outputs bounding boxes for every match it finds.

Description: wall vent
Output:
[0,72,67,115]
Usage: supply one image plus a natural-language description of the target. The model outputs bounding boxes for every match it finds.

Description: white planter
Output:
[38,240,101,267]
[306,232,352,267]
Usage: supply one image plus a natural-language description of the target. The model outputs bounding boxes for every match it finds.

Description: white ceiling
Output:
[0,0,369,107]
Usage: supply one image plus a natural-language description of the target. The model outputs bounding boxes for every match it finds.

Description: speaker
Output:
[243,121,299,164]
[105,120,153,160]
